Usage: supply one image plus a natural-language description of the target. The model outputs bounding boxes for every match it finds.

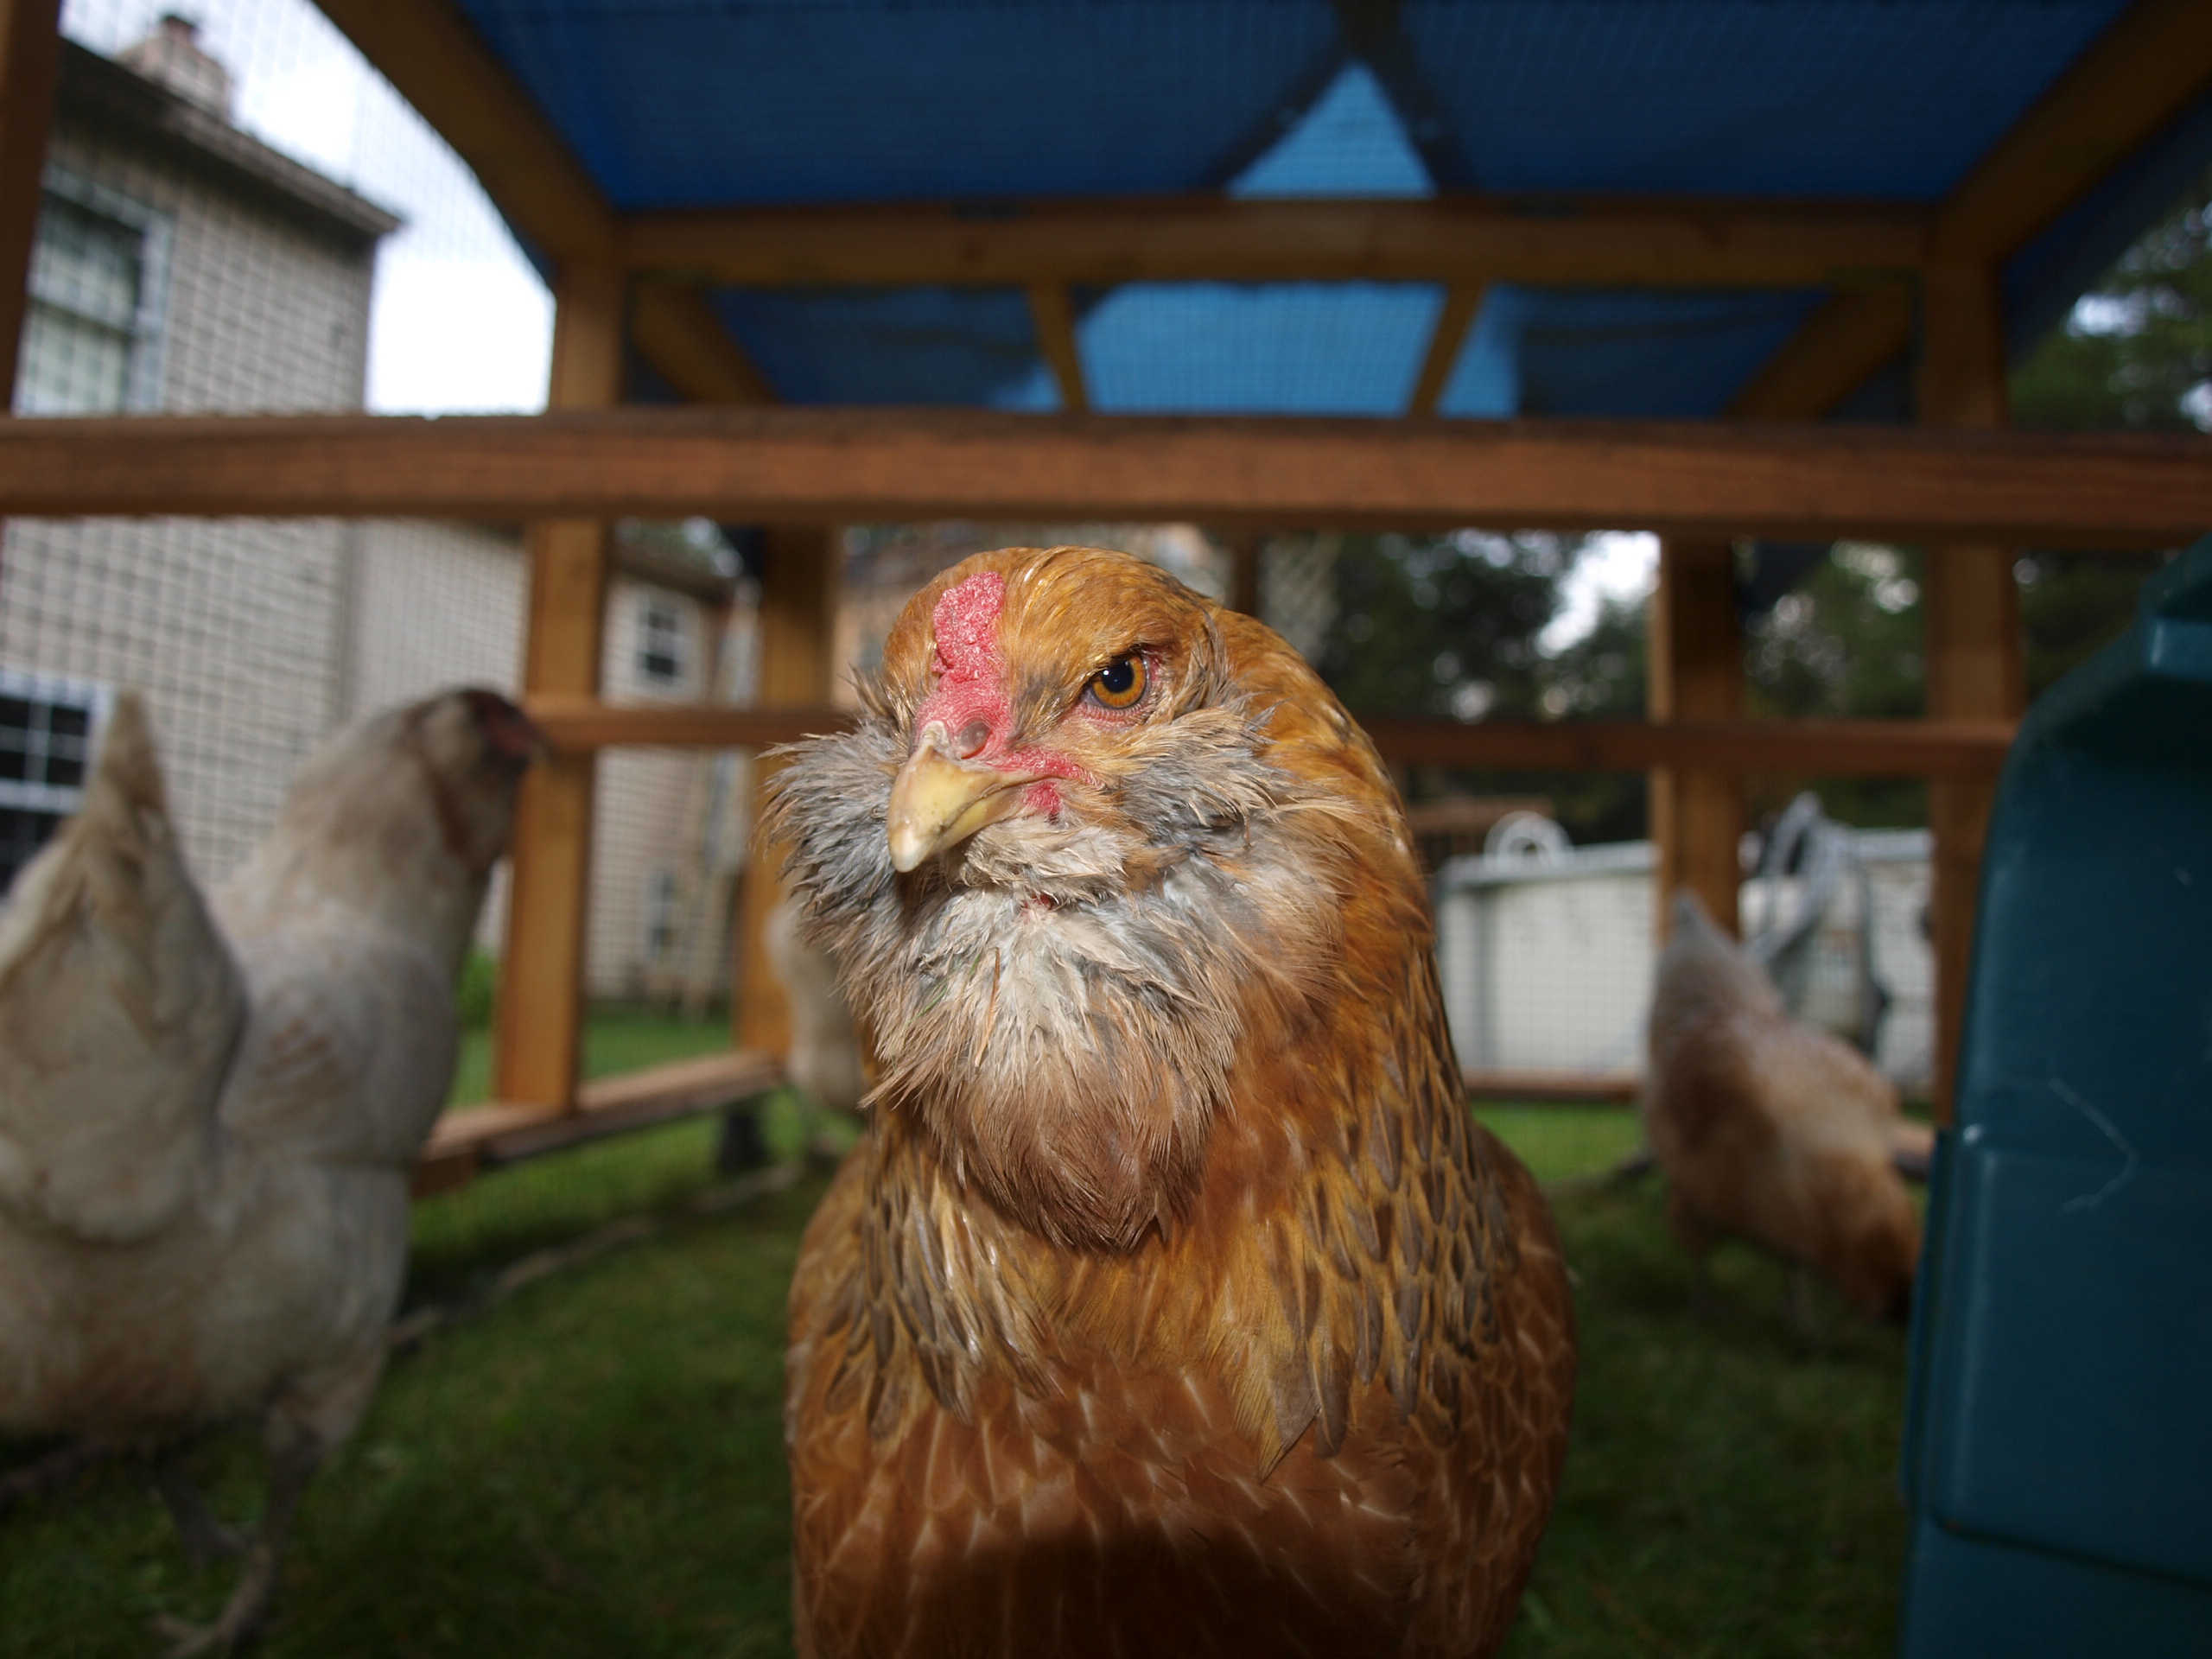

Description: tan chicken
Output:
[0,687,537,1653]
[1642,890,1919,1323]
[771,546,1576,1659]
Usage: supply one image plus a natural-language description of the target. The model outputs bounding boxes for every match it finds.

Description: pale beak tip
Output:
[887,823,928,874]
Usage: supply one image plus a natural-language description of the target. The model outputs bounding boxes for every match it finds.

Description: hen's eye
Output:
[1085,655,1147,710]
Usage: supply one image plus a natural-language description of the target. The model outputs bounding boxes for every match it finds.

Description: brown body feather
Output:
[774,548,1575,1658]
[1642,891,1919,1319]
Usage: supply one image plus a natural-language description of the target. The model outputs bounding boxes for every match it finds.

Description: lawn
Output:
[0,1060,1912,1658]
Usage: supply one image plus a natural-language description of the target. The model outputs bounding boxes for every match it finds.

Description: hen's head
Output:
[247,687,541,962]
[773,546,1420,1251]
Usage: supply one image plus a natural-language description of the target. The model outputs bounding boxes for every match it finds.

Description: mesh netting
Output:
[3,4,763,1014]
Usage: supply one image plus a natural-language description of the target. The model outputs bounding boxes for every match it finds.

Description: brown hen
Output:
[1643,890,1920,1323]
[771,546,1575,1659]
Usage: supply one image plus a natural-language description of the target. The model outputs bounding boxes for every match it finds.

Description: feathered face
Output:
[772,546,1354,1251]
[409,688,543,875]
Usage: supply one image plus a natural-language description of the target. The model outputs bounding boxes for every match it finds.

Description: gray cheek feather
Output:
[768,701,1346,1248]
[772,702,1300,999]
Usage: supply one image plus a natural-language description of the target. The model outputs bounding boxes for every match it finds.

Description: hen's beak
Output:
[887,728,1039,873]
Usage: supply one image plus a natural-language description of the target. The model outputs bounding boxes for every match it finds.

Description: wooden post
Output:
[493,262,623,1107]
[1649,538,1744,938]
[1026,282,1088,413]
[0,0,61,407]
[1226,530,1262,616]
[734,524,841,1058]
[1917,259,2024,1122]
[1408,282,1484,417]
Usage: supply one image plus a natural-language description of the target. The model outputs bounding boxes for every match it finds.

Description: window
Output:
[15,172,168,416]
[0,671,110,898]
[638,596,687,687]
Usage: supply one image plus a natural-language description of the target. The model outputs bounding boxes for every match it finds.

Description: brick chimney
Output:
[119,13,232,119]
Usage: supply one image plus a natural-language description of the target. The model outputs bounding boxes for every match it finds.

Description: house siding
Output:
[0,45,742,1004]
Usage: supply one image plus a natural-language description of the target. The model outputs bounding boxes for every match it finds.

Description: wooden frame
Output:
[619,194,1929,289]
[1648,540,1747,938]
[1917,258,2025,1123]
[0,0,62,401]
[1,0,2196,1152]
[734,525,842,1061]
[1732,0,2212,418]
[522,697,2013,779]
[1408,283,1485,418]
[1026,283,1089,412]
[630,281,774,404]
[492,262,624,1109]
[0,408,2203,544]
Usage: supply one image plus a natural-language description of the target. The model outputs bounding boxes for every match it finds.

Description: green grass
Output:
[0,1103,1910,1658]
[1476,1104,1645,1185]
[0,1174,822,1659]
[1502,1171,1911,1656]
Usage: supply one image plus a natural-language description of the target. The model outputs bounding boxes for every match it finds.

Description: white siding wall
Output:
[0,99,743,1011]
[0,117,370,886]
[588,576,735,1001]
[346,520,525,715]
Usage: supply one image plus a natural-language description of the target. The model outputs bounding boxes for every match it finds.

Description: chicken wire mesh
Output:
[0,3,776,1032]
[0,3,1924,1194]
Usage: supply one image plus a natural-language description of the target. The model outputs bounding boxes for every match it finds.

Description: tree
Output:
[2012,168,2212,435]
[1316,530,1568,722]
[1311,530,1647,844]
[1742,543,1926,828]
[2006,168,2208,694]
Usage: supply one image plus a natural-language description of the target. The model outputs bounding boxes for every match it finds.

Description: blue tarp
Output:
[453,0,2212,419]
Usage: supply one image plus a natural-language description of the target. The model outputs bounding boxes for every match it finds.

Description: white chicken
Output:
[761,893,866,1115]
[0,686,537,1653]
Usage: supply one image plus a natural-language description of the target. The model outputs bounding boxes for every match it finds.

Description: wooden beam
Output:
[4,408,2208,546]
[527,696,841,751]
[1408,282,1484,417]
[1462,1068,1642,1103]
[1648,538,1745,937]
[1727,287,1913,419]
[630,280,775,404]
[1917,261,2012,429]
[1321,716,2013,778]
[314,0,613,265]
[525,698,2015,778]
[1918,259,2024,1127]
[317,3,771,410]
[0,0,60,406]
[416,1050,781,1196]
[493,262,621,1111]
[620,195,1929,289]
[1026,282,1088,413]
[735,524,841,1061]
[1728,0,2212,419]
[1225,531,1263,617]
[1933,0,2212,264]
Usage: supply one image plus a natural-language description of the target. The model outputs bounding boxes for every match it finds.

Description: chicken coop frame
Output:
[2,0,2209,1178]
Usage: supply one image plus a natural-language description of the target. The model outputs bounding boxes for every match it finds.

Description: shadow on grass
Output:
[0,1168,828,1659]
[1503,1172,1910,1659]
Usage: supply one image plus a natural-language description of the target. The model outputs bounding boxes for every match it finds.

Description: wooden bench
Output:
[414,1050,783,1198]
[1463,1067,1643,1103]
